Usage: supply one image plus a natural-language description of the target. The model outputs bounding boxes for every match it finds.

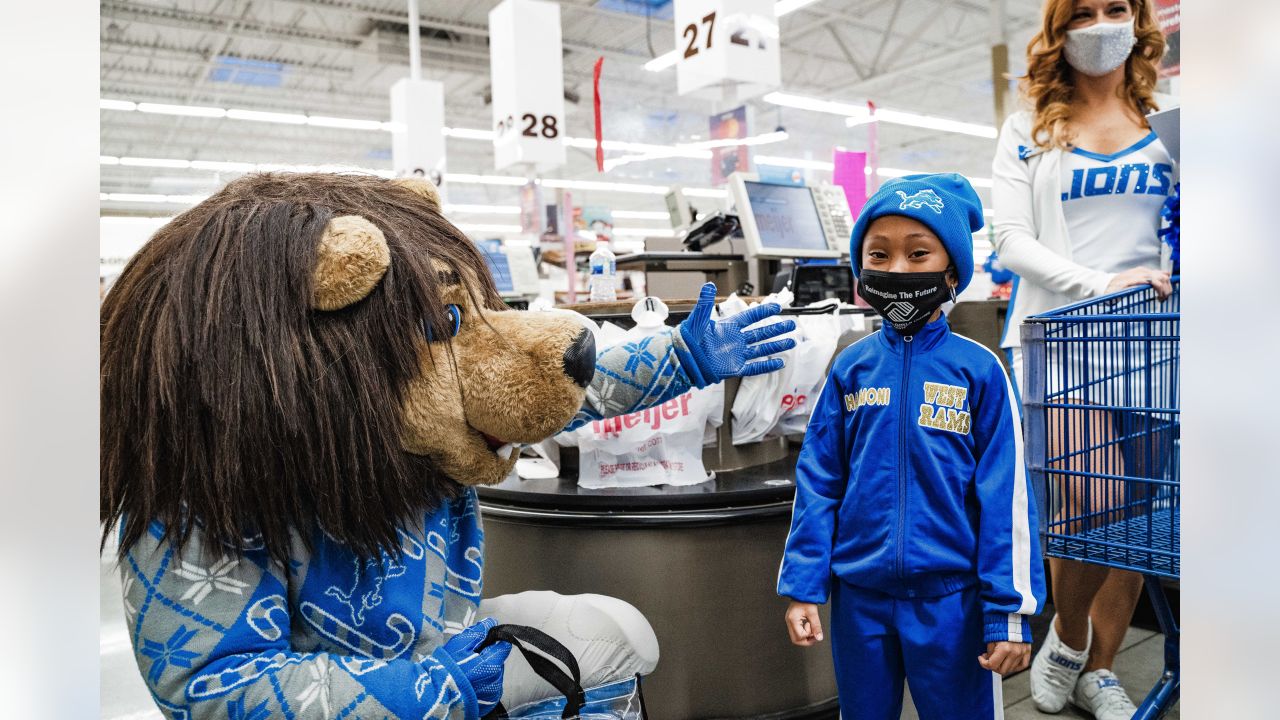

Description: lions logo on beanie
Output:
[849,173,985,293]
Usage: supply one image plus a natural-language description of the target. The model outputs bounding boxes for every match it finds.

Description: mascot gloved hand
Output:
[675,282,796,387]
[560,281,796,432]
[442,618,511,713]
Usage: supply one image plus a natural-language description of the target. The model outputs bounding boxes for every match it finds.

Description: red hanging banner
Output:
[593,56,605,172]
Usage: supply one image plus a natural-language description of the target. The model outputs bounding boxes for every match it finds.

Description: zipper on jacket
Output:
[896,334,913,580]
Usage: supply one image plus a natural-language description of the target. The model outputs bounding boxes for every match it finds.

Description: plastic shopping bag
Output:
[776,308,841,435]
[727,292,799,445]
[566,299,720,488]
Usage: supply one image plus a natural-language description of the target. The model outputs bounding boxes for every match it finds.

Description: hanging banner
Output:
[673,0,780,100]
[1153,0,1179,78]
[489,0,567,172]
[831,149,868,218]
[709,105,749,186]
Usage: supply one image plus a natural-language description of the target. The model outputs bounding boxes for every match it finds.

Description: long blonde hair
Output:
[1019,0,1165,149]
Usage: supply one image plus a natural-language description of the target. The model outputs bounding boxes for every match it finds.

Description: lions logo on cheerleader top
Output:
[895,189,946,214]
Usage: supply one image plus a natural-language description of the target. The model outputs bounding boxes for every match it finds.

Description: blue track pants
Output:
[830,580,1003,720]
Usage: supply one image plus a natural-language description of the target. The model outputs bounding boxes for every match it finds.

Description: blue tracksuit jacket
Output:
[778,315,1045,644]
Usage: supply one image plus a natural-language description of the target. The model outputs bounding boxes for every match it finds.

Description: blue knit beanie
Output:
[849,173,984,293]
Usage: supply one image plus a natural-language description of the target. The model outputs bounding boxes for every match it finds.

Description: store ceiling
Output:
[100,0,1045,220]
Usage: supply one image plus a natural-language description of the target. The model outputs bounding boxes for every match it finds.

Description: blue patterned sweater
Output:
[122,328,695,719]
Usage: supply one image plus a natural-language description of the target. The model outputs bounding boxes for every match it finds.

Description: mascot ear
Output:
[312,215,391,311]
[391,176,442,212]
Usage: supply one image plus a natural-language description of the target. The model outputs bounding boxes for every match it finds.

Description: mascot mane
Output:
[101,172,506,564]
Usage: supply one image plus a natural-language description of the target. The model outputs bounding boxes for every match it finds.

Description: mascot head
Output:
[101,173,594,562]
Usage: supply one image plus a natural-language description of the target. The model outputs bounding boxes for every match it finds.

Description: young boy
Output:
[778,173,1045,720]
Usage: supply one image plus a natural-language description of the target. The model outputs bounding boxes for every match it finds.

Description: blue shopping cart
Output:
[1021,279,1180,719]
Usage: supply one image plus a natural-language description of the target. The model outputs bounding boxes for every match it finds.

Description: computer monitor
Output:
[728,173,846,260]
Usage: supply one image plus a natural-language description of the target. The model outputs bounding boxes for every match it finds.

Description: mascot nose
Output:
[562,328,596,388]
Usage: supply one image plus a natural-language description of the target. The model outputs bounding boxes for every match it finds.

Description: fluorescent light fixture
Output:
[542,178,670,194]
[307,116,385,131]
[612,210,670,220]
[775,0,822,16]
[612,228,675,238]
[455,223,522,234]
[763,92,866,117]
[849,108,996,139]
[444,204,522,215]
[102,193,209,204]
[683,187,729,199]
[100,155,120,165]
[445,127,496,141]
[100,99,137,111]
[120,157,191,169]
[878,166,993,187]
[443,173,529,187]
[137,102,227,118]
[100,193,109,201]
[643,51,679,72]
[754,155,834,171]
[226,108,308,125]
[190,160,257,172]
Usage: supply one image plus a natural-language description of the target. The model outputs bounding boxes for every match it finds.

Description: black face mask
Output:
[858,268,956,336]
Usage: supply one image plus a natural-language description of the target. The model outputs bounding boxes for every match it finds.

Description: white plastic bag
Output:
[567,299,720,488]
[728,292,801,445]
[776,309,841,435]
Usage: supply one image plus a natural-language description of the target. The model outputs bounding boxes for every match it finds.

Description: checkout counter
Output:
[477,175,1011,718]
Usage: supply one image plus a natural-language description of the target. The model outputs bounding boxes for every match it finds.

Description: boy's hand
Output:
[785,601,824,646]
[978,641,1030,675]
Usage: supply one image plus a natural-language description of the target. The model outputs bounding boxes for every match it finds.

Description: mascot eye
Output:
[421,304,464,341]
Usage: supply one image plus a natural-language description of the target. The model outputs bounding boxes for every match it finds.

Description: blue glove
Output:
[675,282,796,388]
[441,617,511,712]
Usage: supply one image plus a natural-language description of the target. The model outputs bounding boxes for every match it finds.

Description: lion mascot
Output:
[101,173,794,718]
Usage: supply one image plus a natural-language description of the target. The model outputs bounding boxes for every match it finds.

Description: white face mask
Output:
[1063,19,1137,77]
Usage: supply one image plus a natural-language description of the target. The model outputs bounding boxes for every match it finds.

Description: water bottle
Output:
[588,240,617,302]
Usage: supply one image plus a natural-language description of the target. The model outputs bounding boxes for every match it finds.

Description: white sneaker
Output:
[1029,615,1091,713]
[1071,669,1138,719]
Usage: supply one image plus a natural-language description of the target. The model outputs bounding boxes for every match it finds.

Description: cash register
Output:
[727,172,856,304]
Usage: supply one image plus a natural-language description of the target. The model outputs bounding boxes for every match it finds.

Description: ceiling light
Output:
[849,108,996,139]
[444,127,496,141]
[683,188,728,199]
[643,51,679,72]
[763,92,866,117]
[226,109,308,125]
[541,178,670,194]
[442,172,529,186]
[454,223,522,234]
[307,116,385,131]
[755,155,834,171]
[119,157,191,169]
[137,102,226,118]
[100,99,137,112]
[100,155,120,165]
[444,204,522,215]
[190,160,256,172]
[612,210,670,220]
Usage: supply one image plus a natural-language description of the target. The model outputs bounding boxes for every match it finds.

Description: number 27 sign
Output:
[674,0,781,99]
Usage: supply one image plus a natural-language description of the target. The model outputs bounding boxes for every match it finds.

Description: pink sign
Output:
[832,149,868,218]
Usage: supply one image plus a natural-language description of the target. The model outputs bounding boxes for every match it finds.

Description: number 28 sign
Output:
[488,0,566,172]
[674,0,781,99]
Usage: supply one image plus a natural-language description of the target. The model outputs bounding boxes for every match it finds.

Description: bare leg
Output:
[1049,557,1108,651]
[1083,569,1145,672]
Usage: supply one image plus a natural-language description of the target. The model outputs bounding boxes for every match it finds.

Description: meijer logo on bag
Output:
[591,395,693,439]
